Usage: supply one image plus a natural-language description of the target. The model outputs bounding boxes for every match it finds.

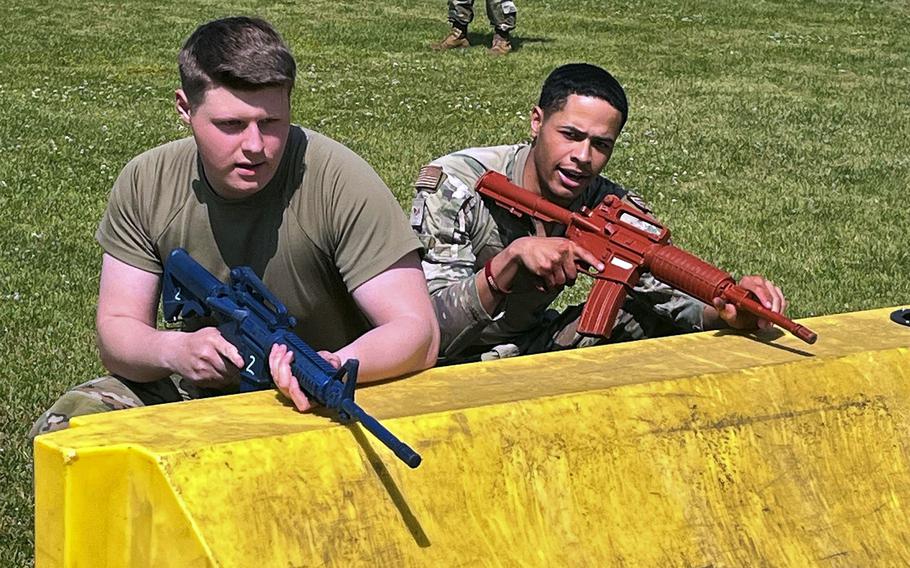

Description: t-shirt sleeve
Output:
[95,157,162,273]
[318,142,421,291]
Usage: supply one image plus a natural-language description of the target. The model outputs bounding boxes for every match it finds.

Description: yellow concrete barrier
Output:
[35,307,910,566]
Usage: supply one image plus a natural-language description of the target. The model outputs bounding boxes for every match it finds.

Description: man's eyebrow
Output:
[560,125,585,134]
[592,135,615,145]
[561,125,615,144]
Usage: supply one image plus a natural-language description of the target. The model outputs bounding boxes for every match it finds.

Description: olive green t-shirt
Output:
[96,126,420,351]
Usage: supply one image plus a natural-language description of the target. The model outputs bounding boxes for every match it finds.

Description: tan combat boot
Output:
[432,27,470,50]
[489,33,512,56]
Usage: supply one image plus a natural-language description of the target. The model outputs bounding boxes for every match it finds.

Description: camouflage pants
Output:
[29,375,208,439]
[448,0,517,33]
[441,302,690,365]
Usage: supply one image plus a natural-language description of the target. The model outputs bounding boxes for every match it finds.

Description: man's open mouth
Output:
[558,167,588,185]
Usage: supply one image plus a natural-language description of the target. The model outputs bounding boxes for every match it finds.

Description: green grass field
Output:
[1,0,908,563]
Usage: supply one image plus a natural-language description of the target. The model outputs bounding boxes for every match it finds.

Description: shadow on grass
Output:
[465,31,552,53]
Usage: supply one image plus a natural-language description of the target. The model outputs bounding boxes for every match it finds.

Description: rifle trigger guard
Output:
[890,308,910,328]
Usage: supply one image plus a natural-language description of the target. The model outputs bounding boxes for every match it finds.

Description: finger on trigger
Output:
[575,245,604,272]
[224,341,245,369]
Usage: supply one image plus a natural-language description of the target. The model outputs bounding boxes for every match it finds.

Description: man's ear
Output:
[175,89,192,124]
[529,105,544,140]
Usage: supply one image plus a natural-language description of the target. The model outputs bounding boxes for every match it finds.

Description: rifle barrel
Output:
[341,400,422,468]
[724,290,818,344]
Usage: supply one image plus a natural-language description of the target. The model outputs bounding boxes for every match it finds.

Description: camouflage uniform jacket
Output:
[411,143,705,358]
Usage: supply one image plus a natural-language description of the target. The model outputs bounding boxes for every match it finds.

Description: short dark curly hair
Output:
[538,63,628,128]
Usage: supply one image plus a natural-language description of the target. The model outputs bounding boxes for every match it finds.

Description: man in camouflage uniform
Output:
[31,376,208,436]
[411,63,787,364]
[431,0,517,55]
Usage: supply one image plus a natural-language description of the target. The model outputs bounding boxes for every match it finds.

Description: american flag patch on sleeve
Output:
[415,165,444,192]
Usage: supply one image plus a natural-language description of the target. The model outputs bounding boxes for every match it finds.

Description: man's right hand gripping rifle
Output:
[476,171,817,344]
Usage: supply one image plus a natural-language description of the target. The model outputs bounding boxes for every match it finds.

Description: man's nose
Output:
[572,140,592,164]
[242,124,265,154]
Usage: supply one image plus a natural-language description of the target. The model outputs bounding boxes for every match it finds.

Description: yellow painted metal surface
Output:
[35,307,910,566]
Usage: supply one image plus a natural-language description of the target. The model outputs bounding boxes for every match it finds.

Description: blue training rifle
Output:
[161,247,422,468]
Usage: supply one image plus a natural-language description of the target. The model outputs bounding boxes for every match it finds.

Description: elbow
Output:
[95,314,127,377]
[423,318,441,370]
[96,331,119,375]
[96,338,131,379]
[98,351,117,375]
[411,315,440,372]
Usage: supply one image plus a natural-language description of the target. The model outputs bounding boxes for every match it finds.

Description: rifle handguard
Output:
[646,245,817,344]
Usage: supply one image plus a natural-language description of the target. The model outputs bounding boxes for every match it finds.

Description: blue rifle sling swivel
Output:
[161,247,423,468]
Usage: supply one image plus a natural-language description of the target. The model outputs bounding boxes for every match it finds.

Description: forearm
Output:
[476,246,521,314]
[333,315,438,382]
[434,245,526,356]
[429,276,502,358]
[96,315,184,382]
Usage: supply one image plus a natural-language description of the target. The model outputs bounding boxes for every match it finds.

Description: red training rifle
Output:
[475,171,817,344]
